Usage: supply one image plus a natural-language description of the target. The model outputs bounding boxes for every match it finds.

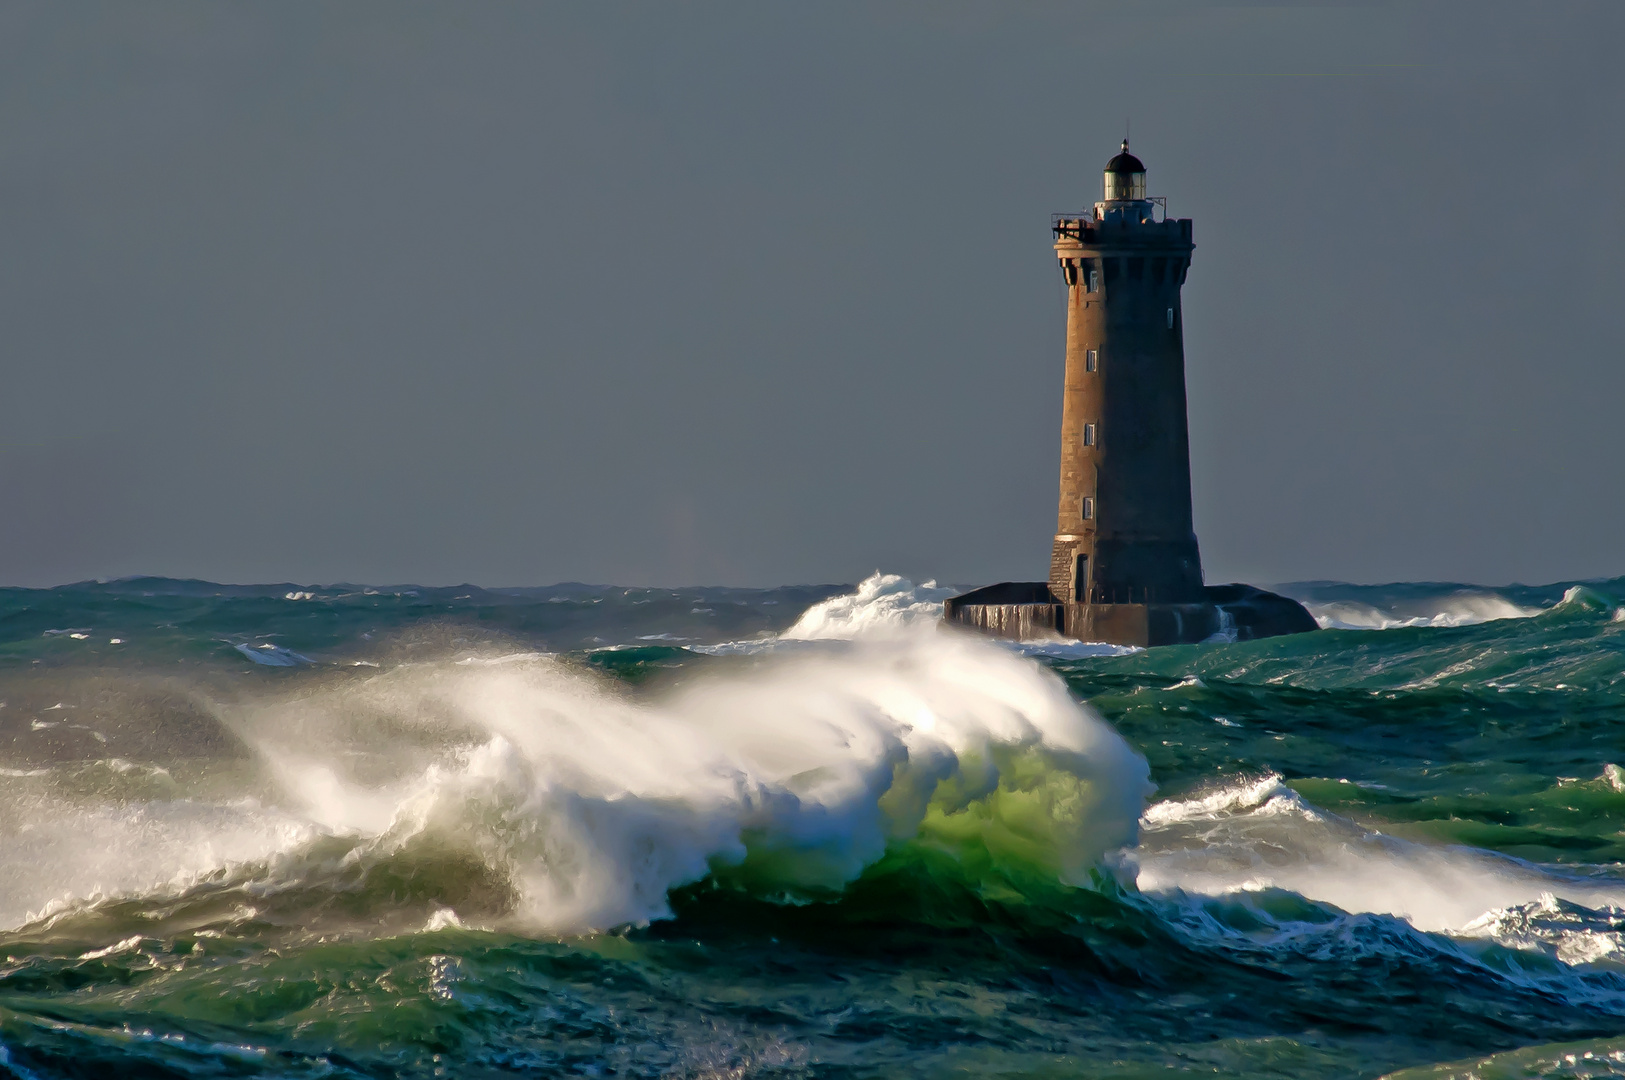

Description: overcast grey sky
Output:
[1,2,1620,589]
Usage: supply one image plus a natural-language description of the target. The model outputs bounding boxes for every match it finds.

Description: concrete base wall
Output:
[949,602,1063,639]
[942,582,1062,639]
[945,582,1316,647]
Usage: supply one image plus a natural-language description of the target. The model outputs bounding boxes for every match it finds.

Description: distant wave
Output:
[1305,592,1542,630]
[1300,582,1620,631]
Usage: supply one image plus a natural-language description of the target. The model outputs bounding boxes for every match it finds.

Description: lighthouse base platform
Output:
[942,581,1317,647]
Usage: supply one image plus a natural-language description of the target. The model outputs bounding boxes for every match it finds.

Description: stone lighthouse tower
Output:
[943,141,1316,646]
[1049,142,1203,636]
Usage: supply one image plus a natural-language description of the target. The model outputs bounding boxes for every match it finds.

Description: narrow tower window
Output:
[1167,308,1175,329]
[1087,267,1099,293]
[1081,497,1095,520]
[1082,423,1096,447]
[1072,554,1088,602]
[1085,349,1097,372]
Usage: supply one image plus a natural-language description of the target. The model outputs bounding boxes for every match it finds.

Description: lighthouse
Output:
[943,142,1316,646]
[1050,141,1203,622]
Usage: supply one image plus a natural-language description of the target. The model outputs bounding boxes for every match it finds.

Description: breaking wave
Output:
[1,632,1151,939]
[697,572,1136,659]
[1135,772,1625,980]
[1306,592,1543,630]
[1298,582,1622,632]
[779,572,958,640]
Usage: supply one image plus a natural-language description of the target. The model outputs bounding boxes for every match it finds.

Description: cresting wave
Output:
[1306,593,1542,630]
[0,629,1151,938]
[5,574,1619,945]
[1295,582,1620,631]
[766,571,1137,658]
[1136,772,1625,975]
[779,572,959,639]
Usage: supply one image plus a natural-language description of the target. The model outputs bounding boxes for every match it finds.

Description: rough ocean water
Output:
[1,571,1624,1079]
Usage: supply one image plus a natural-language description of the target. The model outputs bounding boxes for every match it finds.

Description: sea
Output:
[1,571,1624,1079]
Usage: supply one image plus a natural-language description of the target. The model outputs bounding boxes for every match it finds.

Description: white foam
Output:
[234,643,313,667]
[1135,773,1625,938]
[1140,773,1302,826]
[0,794,318,930]
[1204,608,1239,644]
[0,633,1151,938]
[77,935,143,961]
[1008,639,1140,660]
[718,572,1136,658]
[423,906,464,932]
[1307,593,1542,631]
[1462,894,1625,968]
[780,572,958,640]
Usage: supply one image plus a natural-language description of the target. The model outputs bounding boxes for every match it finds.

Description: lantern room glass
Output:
[1104,170,1146,201]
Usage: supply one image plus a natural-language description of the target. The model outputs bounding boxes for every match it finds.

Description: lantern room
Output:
[1103,141,1146,201]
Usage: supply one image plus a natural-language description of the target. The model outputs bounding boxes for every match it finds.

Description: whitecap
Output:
[779,572,958,640]
[1135,774,1625,936]
[1307,592,1541,631]
[703,572,1137,658]
[234,643,313,667]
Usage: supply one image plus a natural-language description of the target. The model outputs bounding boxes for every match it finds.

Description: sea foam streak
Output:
[1135,772,1625,962]
[0,792,318,930]
[1,628,1151,938]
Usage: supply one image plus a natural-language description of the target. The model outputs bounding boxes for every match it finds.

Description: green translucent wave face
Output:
[1053,602,1625,866]
[1290,772,1625,865]
[711,744,1142,901]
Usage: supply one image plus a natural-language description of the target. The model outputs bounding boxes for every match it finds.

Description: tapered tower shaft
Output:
[1049,143,1203,610]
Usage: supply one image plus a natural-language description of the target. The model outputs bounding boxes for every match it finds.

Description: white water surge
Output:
[1306,593,1543,630]
[780,572,958,639]
[0,626,1151,937]
[1134,773,1625,968]
[768,572,1135,658]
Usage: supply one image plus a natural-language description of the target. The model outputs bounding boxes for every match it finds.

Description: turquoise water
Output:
[0,573,1623,1078]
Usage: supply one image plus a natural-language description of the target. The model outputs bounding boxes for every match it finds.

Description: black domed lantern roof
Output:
[1102,140,1147,201]
[1106,141,1145,174]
